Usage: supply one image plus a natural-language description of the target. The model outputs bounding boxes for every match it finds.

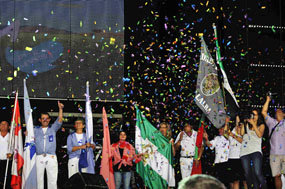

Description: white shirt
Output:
[229,128,242,159]
[42,127,48,134]
[210,135,229,164]
[240,125,262,157]
[42,127,48,153]
[75,133,84,145]
[175,131,197,157]
[0,132,10,160]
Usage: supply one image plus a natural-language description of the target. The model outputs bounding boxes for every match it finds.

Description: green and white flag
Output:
[135,106,175,189]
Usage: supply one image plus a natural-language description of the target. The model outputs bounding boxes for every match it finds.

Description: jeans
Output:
[114,172,131,189]
[241,152,267,189]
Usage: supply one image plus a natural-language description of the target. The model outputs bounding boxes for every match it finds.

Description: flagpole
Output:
[3,91,18,189]
[212,23,227,111]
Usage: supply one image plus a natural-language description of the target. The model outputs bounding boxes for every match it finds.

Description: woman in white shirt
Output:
[226,116,247,189]
[240,110,267,189]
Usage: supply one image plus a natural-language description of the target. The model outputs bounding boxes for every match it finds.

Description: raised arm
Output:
[228,115,243,143]
[203,132,212,148]
[57,101,64,123]
[262,96,271,119]
[240,122,245,136]
[248,118,265,138]
[224,117,230,139]
[229,129,243,143]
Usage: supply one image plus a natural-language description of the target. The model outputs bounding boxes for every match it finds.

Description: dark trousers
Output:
[0,160,12,189]
[241,152,267,189]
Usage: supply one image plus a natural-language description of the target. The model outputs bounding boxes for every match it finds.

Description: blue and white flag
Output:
[22,79,37,189]
[85,81,95,174]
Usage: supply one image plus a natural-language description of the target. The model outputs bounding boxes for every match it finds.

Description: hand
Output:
[247,119,256,126]
[225,117,230,123]
[266,96,271,102]
[6,153,12,159]
[24,131,28,136]
[237,122,243,128]
[58,101,64,109]
[236,115,240,123]
[80,145,87,149]
[203,132,208,140]
[169,138,174,145]
[86,143,91,148]
[137,153,145,157]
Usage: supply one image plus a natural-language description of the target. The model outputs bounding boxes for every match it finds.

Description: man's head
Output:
[178,174,226,189]
[74,119,85,130]
[39,113,51,127]
[275,109,284,122]
[184,123,193,133]
[0,121,9,132]
[218,127,224,136]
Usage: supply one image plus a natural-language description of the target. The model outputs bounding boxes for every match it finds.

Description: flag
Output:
[215,51,239,118]
[100,107,115,189]
[85,81,95,174]
[213,24,239,118]
[11,92,24,189]
[191,114,205,175]
[195,36,227,129]
[22,79,37,189]
[135,106,175,189]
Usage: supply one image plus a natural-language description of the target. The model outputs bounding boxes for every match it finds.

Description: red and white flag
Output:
[11,92,24,189]
[100,107,115,189]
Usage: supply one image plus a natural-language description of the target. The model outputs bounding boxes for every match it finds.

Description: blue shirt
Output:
[34,118,62,155]
[67,132,87,159]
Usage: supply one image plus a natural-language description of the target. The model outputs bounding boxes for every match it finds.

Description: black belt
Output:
[181,156,194,158]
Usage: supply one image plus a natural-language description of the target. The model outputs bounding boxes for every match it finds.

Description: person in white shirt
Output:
[175,123,204,179]
[203,124,230,187]
[240,110,267,189]
[0,121,12,189]
[225,116,247,189]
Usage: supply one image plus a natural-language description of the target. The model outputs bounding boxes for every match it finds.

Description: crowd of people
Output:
[0,96,284,189]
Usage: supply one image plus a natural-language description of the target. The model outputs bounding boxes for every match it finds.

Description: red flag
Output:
[11,93,24,189]
[191,120,204,175]
[100,107,115,189]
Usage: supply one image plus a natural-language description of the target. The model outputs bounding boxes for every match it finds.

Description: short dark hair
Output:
[75,118,85,124]
[40,112,50,118]
[178,174,226,189]
[184,123,192,127]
